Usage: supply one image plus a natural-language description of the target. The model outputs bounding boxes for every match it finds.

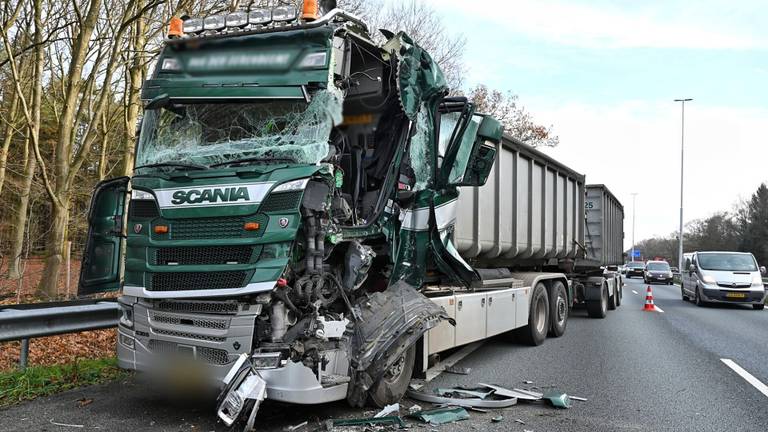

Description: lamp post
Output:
[674,98,692,275]
[630,192,638,262]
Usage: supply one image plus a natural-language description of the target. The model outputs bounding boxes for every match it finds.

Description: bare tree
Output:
[465,84,559,147]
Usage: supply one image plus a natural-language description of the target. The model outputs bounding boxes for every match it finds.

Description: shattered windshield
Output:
[135,89,342,168]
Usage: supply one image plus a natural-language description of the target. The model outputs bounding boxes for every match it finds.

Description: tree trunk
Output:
[0,92,21,197]
[39,202,68,298]
[7,140,36,280]
[121,0,146,176]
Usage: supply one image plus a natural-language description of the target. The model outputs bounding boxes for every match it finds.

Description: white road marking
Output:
[654,305,664,313]
[632,290,639,295]
[721,359,768,398]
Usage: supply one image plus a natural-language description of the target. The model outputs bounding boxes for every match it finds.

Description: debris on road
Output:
[542,391,572,409]
[76,397,93,407]
[49,419,84,428]
[406,388,518,408]
[284,421,308,431]
[514,418,526,425]
[491,415,503,423]
[444,365,471,375]
[409,407,470,425]
[435,387,494,399]
[374,403,400,418]
[408,404,423,414]
[477,383,542,401]
[569,395,588,402]
[331,416,406,428]
[523,380,534,384]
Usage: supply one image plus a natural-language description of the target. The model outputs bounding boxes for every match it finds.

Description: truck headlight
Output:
[249,8,272,25]
[132,189,156,201]
[702,275,717,285]
[119,303,134,329]
[272,178,309,193]
[225,11,248,28]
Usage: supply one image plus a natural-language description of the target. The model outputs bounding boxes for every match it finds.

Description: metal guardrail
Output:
[0,300,120,370]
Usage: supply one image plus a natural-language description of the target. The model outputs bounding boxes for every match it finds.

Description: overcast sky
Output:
[419,0,768,250]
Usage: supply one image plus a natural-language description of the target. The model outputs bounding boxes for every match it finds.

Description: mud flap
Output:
[217,354,267,431]
[346,281,454,407]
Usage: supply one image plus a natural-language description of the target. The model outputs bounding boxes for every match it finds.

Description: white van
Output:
[681,251,766,310]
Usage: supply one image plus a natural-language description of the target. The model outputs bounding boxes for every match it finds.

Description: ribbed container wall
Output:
[584,184,624,266]
[455,135,585,266]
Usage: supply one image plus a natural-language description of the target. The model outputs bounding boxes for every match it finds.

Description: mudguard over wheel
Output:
[548,281,568,338]
[517,282,549,346]
[587,283,608,318]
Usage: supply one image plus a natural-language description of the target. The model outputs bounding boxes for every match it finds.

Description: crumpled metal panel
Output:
[390,32,447,121]
[346,281,453,406]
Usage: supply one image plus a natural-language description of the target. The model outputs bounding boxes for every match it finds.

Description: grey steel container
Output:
[454,135,585,266]
[584,184,624,266]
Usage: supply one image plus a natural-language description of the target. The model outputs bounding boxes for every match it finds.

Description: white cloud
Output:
[530,100,768,249]
[422,0,768,50]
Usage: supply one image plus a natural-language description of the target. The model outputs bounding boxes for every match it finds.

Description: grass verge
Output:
[0,357,130,408]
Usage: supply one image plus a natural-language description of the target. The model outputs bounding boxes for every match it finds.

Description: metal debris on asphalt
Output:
[374,403,400,418]
[514,418,526,425]
[444,365,472,375]
[408,404,423,414]
[569,395,588,402]
[477,383,542,401]
[409,407,470,425]
[435,387,494,399]
[491,415,503,423]
[406,389,518,408]
[332,416,406,428]
[284,421,308,431]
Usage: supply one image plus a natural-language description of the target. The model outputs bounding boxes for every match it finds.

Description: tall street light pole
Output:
[631,193,638,262]
[674,98,692,273]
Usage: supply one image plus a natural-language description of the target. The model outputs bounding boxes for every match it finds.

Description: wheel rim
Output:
[555,294,567,325]
[535,296,547,334]
[383,353,406,384]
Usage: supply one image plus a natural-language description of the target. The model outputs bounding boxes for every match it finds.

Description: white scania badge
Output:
[154,182,274,208]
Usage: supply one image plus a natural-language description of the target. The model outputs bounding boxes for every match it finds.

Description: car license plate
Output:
[726,292,746,299]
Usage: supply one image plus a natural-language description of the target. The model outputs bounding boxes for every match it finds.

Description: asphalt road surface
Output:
[2,277,768,431]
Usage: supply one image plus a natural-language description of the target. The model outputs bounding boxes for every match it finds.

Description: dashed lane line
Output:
[721,358,768,398]
[632,290,639,295]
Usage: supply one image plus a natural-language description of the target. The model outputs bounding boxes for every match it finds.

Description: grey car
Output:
[644,261,673,285]
[681,251,766,310]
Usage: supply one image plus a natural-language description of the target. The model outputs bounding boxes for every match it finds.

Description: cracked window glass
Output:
[135,89,342,168]
[409,106,433,191]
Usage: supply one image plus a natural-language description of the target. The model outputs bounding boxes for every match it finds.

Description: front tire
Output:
[681,283,689,301]
[368,345,416,408]
[548,281,568,338]
[587,284,608,319]
[518,282,549,346]
[694,286,705,307]
[616,285,622,307]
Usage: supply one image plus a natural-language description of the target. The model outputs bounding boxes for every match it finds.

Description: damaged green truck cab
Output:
[78,6,501,421]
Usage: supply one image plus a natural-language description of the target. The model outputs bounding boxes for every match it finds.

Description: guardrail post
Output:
[19,338,30,371]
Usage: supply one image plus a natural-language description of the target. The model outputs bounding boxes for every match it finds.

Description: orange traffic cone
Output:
[642,286,657,312]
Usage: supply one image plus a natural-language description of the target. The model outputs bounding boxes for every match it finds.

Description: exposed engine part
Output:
[331,194,352,222]
[343,241,375,292]
[293,274,341,307]
[302,181,330,211]
[270,302,297,342]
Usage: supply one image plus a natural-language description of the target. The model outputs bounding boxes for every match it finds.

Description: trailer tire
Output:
[518,282,549,346]
[368,345,416,408]
[608,283,618,311]
[548,281,568,338]
[586,283,608,318]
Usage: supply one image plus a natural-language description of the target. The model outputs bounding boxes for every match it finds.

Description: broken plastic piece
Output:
[570,395,588,402]
[477,383,542,401]
[542,391,572,409]
[374,403,400,418]
[436,387,493,399]
[216,355,268,429]
[406,390,518,409]
[409,407,470,425]
[332,416,406,428]
[491,415,503,423]
[444,365,471,375]
[285,421,308,431]
[408,404,422,414]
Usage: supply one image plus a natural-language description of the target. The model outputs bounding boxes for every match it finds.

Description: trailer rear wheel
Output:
[548,281,568,338]
[608,283,618,311]
[615,284,622,307]
[518,282,549,346]
[586,284,608,318]
[368,345,416,408]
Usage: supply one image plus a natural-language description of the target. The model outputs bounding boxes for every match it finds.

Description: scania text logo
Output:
[171,187,250,205]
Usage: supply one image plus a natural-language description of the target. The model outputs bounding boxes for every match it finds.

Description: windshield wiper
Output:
[209,157,296,168]
[134,162,207,171]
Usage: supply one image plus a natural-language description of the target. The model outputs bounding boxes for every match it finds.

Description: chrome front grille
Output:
[153,329,226,343]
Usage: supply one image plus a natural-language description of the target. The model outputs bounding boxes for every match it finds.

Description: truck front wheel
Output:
[548,281,568,338]
[518,282,549,346]
[586,283,608,318]
[368,345,416,408]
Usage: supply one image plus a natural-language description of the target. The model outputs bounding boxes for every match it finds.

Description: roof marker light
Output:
[248,8,272,25]
[203,15,226,31]
[168,17,183,38]
[301,0,319,21]
[272,6,297,22]
[182,18,203,33]
[226,11,248,28]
